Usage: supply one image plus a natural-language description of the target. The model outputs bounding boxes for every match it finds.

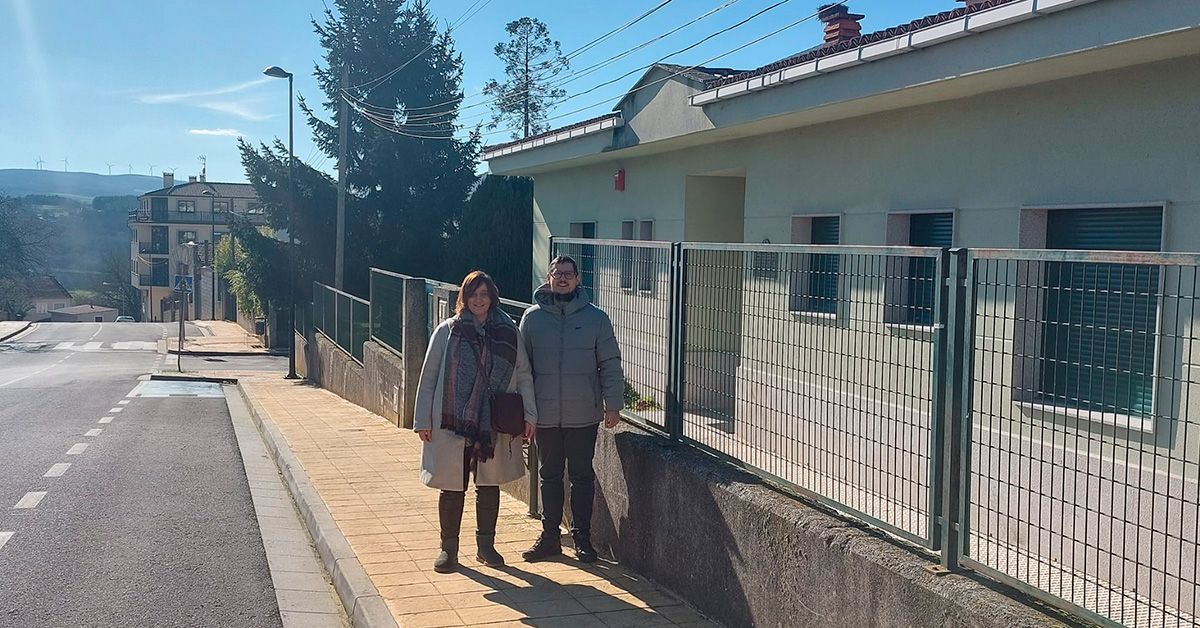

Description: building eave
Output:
[483,114,624,162]
[689,0,1101,107]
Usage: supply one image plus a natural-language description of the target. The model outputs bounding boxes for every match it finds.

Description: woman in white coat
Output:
[413,270,537,573]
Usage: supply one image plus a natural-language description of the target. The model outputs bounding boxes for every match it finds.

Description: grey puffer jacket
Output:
[519,285,624,428]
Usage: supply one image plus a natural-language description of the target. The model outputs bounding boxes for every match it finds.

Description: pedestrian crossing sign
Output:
[173,275,193,293]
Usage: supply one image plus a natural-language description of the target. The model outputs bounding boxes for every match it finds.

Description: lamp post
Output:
[178,240,199,373]
[264,65,298,380]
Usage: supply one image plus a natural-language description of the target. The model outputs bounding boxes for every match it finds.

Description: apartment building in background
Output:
[129,171,267,322]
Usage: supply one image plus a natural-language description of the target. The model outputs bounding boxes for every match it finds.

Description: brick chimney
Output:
[163,172,174,188]
[188,175,198,183]
[818,4,865,45]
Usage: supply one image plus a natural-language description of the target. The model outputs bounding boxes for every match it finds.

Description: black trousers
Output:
[536,424,600,539]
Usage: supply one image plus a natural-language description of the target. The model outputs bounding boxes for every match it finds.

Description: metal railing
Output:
[296,239,1200,627]
[127,209,270,226]
[137,273,170,287]
[312,281,369,363]
[549,237,1200,628]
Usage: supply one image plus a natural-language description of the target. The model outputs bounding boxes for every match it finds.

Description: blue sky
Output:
[1,0,953,183]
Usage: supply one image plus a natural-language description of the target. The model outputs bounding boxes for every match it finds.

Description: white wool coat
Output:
[412,318,538,491]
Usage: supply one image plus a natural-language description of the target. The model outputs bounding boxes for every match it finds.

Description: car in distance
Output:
[115,316,135,322]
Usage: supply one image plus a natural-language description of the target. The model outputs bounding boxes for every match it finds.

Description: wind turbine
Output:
[106,162,115,175]
[35,157,45,170]
[128,164,133,174]
[148,164,157,175]
[61,158,69,172]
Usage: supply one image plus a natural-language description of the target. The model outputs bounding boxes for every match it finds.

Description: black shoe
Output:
[573,536,598,563]
[521,533,562,562]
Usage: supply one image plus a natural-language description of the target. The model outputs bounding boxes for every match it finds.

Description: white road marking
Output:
[80,341,102,351]
[0,353,73,388]
[0,531,12,550]
[55,342,75,350]
[14,492,46,509]
[111,341,157,351]
[85,429,102,437]
[117,400,130,405]
[108,407,122,413]
[99,417,113,424]
[44,463,71,477]
[88,323,103,341]
[66,443,88,455]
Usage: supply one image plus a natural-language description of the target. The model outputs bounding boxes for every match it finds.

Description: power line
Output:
[346,0,496,95]
[343,0,747,126]
[354,1,847,143]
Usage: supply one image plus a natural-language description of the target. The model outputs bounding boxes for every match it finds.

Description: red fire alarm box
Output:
[614,168,625,192]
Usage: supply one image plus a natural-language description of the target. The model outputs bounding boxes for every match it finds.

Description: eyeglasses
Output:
[549,271,577,279]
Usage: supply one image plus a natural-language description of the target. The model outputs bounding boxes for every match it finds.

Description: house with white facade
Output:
[486,1,1200,623]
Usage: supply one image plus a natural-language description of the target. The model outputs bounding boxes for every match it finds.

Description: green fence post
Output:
[937,248,970,572]
[666,242,687,443]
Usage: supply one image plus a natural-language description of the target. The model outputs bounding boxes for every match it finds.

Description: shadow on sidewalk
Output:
[451,558,680,626]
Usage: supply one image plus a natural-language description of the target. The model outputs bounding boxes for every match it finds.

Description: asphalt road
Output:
[0,322,281,627]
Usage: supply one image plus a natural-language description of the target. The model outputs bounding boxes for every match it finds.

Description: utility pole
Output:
[335,62,349,290]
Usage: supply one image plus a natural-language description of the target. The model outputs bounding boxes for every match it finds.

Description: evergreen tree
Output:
[483,18,568,139]
[238,0,478,299]
[238,137,339,298]
[302,0,479,291]
[442,175,533,299]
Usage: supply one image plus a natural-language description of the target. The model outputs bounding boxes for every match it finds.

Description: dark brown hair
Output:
[455,270,499,315]
[547,254,579,275]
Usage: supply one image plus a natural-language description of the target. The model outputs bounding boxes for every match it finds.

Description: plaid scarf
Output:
[440,309,519,462]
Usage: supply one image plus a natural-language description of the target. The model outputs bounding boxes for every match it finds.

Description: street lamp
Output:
[264,65,298,380]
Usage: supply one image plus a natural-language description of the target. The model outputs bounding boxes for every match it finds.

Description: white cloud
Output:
[140,77,271,104]
[188,128,242,137]
[196,101,274,121]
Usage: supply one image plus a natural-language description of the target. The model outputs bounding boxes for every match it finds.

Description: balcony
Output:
[138,242,169,255]
[137,274,170,287]
[127,209,269,226]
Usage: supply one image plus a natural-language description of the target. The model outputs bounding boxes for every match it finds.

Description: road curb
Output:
[150,374,239,385]
[236,382,399,628]
[0,321,33,343]
[167,349,284,357]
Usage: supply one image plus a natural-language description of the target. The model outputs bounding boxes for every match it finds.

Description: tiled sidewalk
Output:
[240,377,717,628]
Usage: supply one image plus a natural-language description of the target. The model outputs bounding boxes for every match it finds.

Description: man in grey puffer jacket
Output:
[519,254,624,563]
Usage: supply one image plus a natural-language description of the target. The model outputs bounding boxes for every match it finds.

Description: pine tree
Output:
[483,17,569,139]
[303,0,479,289]
[239,0,479,299]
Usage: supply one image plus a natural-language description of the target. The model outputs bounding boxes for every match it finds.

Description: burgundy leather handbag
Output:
[490,392,526,437]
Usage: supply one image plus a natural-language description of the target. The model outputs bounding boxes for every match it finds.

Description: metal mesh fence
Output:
[312,281,369,364]
[680,243,944,544]
[963,249,1200,628]
[370,269,405,354]
[332,243,1200,627]
[552,238,673,432]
